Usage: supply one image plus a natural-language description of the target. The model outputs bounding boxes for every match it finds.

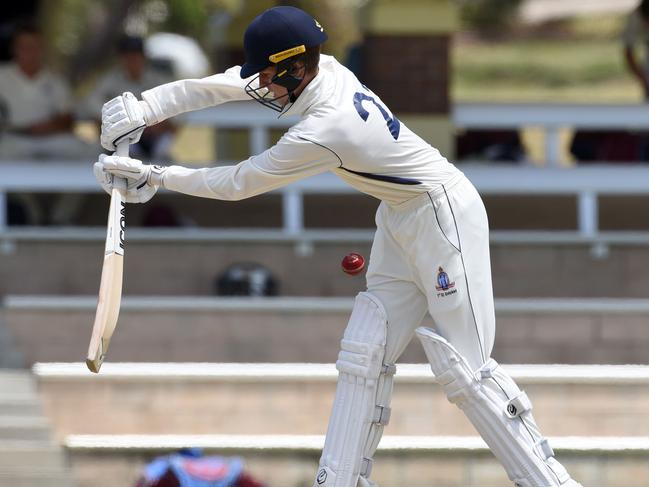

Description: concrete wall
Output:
[35,365,649,440]
[4,240,649,298]
[6,299,649,364]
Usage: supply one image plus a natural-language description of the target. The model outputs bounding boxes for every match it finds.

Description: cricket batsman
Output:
[94,6,582,487]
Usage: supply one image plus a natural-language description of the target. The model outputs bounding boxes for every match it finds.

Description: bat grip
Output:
[115,140,130,157]
[113,141,130,191]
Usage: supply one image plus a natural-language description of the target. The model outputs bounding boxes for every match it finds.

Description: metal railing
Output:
[4,162,649,237]
[184,101,649,166]
[454,102,649,166]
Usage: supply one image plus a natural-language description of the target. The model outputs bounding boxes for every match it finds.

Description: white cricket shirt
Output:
[0,64,73,129]
[141,55,461,206]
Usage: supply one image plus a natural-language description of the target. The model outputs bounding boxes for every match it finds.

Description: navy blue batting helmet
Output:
[240,6,327,79]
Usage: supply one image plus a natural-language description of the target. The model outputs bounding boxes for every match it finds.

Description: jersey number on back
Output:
[353,92,401,141]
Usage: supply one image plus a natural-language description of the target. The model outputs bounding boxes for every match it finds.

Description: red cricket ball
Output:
[341,252,365,275]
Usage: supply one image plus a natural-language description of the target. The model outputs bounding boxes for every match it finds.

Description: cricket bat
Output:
[86,142,129,373]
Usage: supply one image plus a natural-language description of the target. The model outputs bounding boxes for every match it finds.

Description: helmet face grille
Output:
[244,56,307,113]
[244,75,288,113]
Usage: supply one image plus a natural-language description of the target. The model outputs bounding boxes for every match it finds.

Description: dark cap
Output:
[240,6,327,78]
[117,35,144,54]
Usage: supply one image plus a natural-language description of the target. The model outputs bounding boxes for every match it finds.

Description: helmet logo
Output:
[315,19,324,32]
[268,45,306,63]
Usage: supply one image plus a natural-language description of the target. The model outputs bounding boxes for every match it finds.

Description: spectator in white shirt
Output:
[0,22,96,160]
[0,22,98,225]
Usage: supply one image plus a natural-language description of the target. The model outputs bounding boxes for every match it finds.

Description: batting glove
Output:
[94,154,167,204]
[100,92,152,151]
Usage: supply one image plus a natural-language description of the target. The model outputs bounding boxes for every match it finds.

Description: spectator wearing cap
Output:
[0,22,97,160]
[84,35,177,160]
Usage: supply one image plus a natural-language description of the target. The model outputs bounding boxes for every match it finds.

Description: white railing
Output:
[4,102,649,237]
[454,102,649,166]
[184,101,649,166]
[182,100,298,155]
[4,162,649,237]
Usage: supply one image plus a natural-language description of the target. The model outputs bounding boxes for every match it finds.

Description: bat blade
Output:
[86,252,123,372]
[86,142,128,373]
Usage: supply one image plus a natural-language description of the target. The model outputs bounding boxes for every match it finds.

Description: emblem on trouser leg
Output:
[435,267,456,297]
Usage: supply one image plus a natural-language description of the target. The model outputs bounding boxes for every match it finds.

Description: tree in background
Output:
[37,0,229,84]
[299,0,365,62]
[459,0,523,38]
[34,0,365,87]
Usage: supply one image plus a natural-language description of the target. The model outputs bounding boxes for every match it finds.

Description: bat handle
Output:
[115,140,130,157]
[113,141,130,191]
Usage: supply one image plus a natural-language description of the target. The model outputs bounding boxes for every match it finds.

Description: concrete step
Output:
[0,468,75,487]
[0,371,76,486]
[9,296,649,364]
[0,370,37,395]
[0,395,42,417]
[64,434,649,487]
[34,362,649,439]
[0,314,25,368]
[0,417,51,441]
[0,441,68,469]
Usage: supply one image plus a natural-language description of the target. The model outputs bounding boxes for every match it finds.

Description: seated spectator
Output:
[84,35,176,160]
[455,129,526,163]
[570,130,649,163]
[0,22,97,160]
[0,22,98,225]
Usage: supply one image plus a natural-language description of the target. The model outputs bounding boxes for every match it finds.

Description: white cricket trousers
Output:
[366,173,495,370]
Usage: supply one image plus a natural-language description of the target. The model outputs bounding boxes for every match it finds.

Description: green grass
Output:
[568,14,627,39]
[453,15,643,103]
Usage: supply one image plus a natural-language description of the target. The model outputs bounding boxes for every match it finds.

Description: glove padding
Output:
[94,154,166,204]
[101,92,148,151]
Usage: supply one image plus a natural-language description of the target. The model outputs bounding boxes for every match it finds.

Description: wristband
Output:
[148,165,168,187]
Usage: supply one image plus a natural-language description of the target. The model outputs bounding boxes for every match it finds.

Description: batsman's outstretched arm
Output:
[141,66,255,124]
[94,126,339,203]
[100,66,256,152]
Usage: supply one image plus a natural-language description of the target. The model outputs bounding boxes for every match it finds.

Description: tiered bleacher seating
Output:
[0,370,75,487]
[32,363,649,487]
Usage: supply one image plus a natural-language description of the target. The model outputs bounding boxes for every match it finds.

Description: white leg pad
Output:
[313,292,394,487]
[416,327,580,487]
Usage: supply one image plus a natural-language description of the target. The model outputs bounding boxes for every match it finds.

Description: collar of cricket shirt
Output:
[281,55,335,118]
